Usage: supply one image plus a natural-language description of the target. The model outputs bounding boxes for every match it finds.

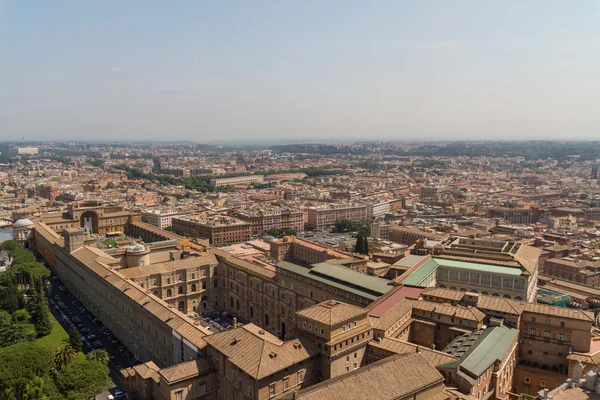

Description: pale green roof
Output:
[434,258,523,276]
[440,326,519,377]
[400,257,522,287]
[400,259,439,286]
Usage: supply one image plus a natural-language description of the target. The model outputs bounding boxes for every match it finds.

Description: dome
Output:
[13,219,34,228]
[127,243,146,252]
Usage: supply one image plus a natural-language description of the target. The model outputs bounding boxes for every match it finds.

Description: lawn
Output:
[103,239,117,248]
[36,312,68,351]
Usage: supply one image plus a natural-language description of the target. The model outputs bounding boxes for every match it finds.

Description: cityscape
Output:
[3,1,600,400]
[2,140,600,400]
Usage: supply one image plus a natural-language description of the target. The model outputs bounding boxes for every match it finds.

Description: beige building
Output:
[236,208,304,236]
[210,175,264,188]
[306,204,368,231]
[172,215,251,247]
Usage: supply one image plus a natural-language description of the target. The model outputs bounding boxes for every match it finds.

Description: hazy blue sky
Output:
[1,1,599,142]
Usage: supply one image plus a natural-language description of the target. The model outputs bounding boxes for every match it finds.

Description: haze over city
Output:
[2,0,600,141]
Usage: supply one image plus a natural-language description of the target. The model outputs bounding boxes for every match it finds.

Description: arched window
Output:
[178,286,184,295]
[202,281,207,290]
[166,289,172,297]
[153,291,159,297]
[514,296,523,301]
[178,301,184,311]
[214,279,218,288]
[191,284,197,292]
[503,294,511,299]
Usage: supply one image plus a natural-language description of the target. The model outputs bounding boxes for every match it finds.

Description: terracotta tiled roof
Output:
[369,298,413,331]
[203,324,319,380]
[523,303,594,322]
[412,300,486,322]
[369,337,457,367]
[119,254,218,278]
[291,353,444,400]
[158,358,214,384]
[297,300,366,326]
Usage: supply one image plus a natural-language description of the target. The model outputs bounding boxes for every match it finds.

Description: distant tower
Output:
[592,164,599,180]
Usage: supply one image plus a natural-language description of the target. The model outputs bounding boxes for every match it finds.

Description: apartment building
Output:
[172,215,251,247]
[370,222,392,240]
[488,207,533,225]
[209,175,264,188]
[143,209,180,229]
[236,208,304,236]
[388,226,446,246]
[306,204,368,231]
[541,258,600,286]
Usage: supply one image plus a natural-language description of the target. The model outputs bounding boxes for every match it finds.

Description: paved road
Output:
[48,278,131,399]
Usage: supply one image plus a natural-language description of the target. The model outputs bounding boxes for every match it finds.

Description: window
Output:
[283,376,290,391]
[303,322,307,328]
[525,377,530,384]
[175,391,183,400]
[543,330,551,338]
[166,289,172,297]
[558,332,565,341]
[342,326,346,332]
[560,321,565,327]
[540,380,546,387]
[298,369,305,383]
[531,317,536,322]
[527,350,532,355]
[308,324,312,330]
[269,383,276,398]
[529,327,535,336]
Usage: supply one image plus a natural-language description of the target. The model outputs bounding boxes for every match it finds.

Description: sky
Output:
[1,1,600,142]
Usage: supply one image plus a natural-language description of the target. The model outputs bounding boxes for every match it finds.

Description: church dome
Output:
[13,219,34,228]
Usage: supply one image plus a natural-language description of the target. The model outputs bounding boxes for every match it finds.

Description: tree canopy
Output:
[54,359,111,400]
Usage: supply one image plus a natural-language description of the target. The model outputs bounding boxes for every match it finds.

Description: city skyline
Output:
[2,1,600,141]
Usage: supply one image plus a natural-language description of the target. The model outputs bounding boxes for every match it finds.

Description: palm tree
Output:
[54,344,76,370]
[86,349,109,365]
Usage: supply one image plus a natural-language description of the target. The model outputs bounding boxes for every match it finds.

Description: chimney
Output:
[542,388,549,399]
[233,317,238,329]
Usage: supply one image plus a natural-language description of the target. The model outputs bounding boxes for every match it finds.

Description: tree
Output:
[0,240,21,255]
[0,280,21,312]
[54,344,76,371]
[0,342,53,399]
[55,359,111,400]
[355,233,366,254]
[361,235,370,255]
[86,349,109,365]
[29,290,53,337]
[68,328,83,352]
[191,230,198,242]
[0,322,35,346]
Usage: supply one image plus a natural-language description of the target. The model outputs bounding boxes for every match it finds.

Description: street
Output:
[48,278,130,400]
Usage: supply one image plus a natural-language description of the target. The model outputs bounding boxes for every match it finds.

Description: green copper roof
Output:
[400,258,439,286]
[440,326,519,377]
[400,257,523,287]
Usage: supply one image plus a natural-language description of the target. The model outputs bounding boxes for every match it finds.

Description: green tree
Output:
[0,321,35,346]
[55,359,111,400]
[29,290,53,337]
[191,230,198,242]
[0,342,53,399]
[68,328,83,352]
[86,349,109,365]
[0,240,21,255]
[361,235,370,255]
[355,233,365,254]
[0,279,21,312]
[54,344,76,371]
